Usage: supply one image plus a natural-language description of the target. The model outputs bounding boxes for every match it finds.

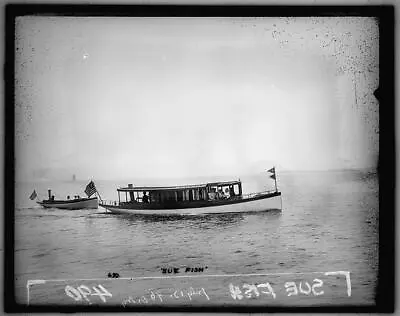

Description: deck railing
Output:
[99,200,119,206]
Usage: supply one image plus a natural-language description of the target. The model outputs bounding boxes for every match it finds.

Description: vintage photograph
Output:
[9,6,387,311]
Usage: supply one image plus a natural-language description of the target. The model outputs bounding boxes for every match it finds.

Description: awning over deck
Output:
[117,180,241,192]
[118,183,208,192]
[207,180,241,187]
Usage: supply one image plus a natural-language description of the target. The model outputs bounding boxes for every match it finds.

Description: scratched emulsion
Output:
[15,170,378,306]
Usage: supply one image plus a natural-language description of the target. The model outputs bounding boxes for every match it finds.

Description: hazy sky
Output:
[15,16,379,181]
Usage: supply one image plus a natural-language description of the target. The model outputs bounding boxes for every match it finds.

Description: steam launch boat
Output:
[37,194,98,210]
[100,168,282,215]
[33,181,99,210]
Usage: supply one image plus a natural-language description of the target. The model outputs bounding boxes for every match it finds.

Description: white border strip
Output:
[27,270,351,304]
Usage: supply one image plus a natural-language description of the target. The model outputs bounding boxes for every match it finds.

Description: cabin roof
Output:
[118,184,207,192]
[117,180,241,192]
[207,180,241,187]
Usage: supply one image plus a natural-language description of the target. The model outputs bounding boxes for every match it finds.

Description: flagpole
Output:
[96,190,103,202]
[93,179,102,202]
[93,180,102,202]
[274,166,278,192]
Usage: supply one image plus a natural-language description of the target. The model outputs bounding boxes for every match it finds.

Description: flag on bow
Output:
[29,190,37,200]
[85,181,97,197]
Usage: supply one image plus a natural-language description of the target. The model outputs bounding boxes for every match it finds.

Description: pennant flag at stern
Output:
[267,167,275,174]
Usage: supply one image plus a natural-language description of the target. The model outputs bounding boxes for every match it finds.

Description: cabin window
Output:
[177,191,183,202]
[189,190,193,201]
[160,193,165,202]
[162,191,174,202]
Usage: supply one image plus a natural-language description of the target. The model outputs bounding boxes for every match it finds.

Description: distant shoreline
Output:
[16,167,377,184]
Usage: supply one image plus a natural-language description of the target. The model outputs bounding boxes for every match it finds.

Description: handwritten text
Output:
[65,284,112,304]
[122,287,210,307]
[161,266,208,274]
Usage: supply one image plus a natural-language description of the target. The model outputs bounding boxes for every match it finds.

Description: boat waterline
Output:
[37,197,98,210]
[100,194,282,215]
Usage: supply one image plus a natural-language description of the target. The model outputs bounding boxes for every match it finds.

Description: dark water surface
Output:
[15,170,378,307]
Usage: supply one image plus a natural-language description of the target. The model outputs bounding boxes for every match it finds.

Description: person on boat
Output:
[142,192,149,203]
[225,188,230,199]
[230,186,235,198]
[67,196,70,200]
[51,195,55,201]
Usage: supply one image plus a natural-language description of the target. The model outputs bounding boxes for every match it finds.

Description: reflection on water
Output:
[108,209,282,230]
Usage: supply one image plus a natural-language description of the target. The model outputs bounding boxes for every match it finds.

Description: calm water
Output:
[15,170,378,307]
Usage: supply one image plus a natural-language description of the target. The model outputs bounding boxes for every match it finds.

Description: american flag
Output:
[85,181,97,197]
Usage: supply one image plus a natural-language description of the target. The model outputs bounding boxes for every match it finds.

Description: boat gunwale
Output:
[37,196,98,205]
[100,191,281,210]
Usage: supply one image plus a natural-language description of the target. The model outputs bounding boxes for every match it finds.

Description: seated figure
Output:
[225,188,230,199]
[142,192,149,203]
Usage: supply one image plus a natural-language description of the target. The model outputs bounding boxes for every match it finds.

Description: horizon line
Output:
[16,167,377,183]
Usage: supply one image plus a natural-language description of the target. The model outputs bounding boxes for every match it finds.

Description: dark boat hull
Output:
[100,192,281,215]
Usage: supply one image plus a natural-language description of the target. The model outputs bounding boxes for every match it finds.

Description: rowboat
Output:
[37,196,98,210]
[100,169,282,216]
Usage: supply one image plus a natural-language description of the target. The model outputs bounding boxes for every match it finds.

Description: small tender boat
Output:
[33,181,100,210]
[100,168,282,216]
[37,196,98,210]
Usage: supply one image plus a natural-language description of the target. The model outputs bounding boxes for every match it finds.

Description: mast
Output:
[267,167,278,192]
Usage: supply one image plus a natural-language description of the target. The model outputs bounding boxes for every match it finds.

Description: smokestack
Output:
[48,189,51,200]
